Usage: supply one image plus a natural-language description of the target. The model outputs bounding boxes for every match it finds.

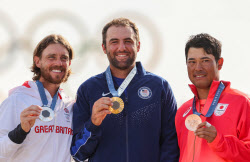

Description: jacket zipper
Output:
[125,93,129,162]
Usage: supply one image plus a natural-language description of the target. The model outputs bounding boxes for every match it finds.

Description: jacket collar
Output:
[188,80,231,99]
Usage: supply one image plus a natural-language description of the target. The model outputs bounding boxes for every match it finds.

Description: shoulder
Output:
[144,72,171,87]
[78,73,105,90]
[225,87,250,103]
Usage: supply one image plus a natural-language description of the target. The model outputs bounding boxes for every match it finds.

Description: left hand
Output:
[194,121,217,143]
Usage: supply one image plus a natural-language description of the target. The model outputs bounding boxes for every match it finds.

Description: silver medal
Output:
[39,106,54,122]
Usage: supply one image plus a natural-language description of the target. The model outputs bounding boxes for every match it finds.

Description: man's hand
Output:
[91,97,112,126]
[194,121,217,143]
[20,105,42,132]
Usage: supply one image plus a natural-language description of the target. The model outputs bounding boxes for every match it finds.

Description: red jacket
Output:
[175,80,250,162]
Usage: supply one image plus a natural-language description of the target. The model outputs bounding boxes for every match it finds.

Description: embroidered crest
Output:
[64,108,70,122]
[183,107,192,117]
[214,103,229,116]
[138,87,152,99]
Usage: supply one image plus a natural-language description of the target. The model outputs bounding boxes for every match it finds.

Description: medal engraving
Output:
[39,106,54,122]
[112,101,120,110]
[109,97,124,114]
[42,110,50,117]
[185,114,202,131]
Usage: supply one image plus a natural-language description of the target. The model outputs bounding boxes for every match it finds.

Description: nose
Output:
[194,62,203,71]
[55,59,63,66]
[118,42,126,51]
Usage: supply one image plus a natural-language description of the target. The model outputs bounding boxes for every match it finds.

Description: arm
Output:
[0,96,41,160]
[160,80,180,162]
[70,85,111,161]
[207,99,250,162]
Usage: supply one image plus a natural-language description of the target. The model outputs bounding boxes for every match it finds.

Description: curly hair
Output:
[185,33,222,62]
[102,17,140,47]
[31,34,74,81]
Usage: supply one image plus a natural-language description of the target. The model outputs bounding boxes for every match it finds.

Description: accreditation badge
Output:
[39,106,54,122]
[185,114,202,131]
[109,97,124,114]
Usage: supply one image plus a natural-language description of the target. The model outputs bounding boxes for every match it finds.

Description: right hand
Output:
[20,105,42,132]
[91,97,112,126]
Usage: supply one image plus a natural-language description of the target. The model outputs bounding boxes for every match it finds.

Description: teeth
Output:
[52,70,61,73]
[196,75,205,78]
[117,55,126,57]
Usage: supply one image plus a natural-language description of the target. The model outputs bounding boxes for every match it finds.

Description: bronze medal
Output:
[185,114,202,131]
[109,97,124,114]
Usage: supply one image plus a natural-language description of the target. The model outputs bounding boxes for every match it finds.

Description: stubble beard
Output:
[107,51,136,70]
[40,66,70,84]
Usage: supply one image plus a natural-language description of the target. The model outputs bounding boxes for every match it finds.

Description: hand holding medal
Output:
[20,105,42,132]
[91,97,112,126]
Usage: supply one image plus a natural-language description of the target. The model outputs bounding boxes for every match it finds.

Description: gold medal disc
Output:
[109,97,124,114]
[185,114,202,131]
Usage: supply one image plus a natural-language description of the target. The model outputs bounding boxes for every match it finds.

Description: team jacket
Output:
[0,81,74,162]
[71,62,179,162]
[175,80,250,162]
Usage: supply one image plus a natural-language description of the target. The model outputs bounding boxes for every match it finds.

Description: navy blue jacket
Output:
[71,62,179,162]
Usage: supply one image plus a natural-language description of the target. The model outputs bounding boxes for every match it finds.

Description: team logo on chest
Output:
[64,108,70,122]
[138,87,152,99]
[214,103,229,116]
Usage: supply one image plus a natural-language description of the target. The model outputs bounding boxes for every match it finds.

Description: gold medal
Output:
[109,97,124,114]
[185,114,202,131]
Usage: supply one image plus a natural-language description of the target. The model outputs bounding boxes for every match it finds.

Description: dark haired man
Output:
[175,33,250,162]
[71,18,179,162]
[0,34,74,162]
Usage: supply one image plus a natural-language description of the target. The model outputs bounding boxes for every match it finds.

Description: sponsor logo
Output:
[138,87,152,99]
[214,103,229,116]
[102,92,111,96]
[183,107,192,117]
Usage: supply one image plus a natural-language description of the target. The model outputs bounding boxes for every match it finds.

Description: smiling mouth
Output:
[51,70,62,73]
[195,75,206,78]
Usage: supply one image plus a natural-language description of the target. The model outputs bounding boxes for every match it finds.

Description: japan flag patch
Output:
[214,103,229,116]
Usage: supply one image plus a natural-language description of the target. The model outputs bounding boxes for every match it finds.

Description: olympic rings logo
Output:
[0,9,162,72]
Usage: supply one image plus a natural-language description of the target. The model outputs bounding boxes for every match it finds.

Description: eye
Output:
[61,56,69,61]
[48,56,55,59]
[202,59,210,62]
[188,60,196,64]
[111,41,118,44]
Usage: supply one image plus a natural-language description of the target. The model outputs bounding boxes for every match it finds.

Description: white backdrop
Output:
[0,0,249,107]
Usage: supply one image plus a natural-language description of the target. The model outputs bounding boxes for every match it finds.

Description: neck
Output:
[110,64,135,79]
[196,88,209,99]
[38,78,60,97]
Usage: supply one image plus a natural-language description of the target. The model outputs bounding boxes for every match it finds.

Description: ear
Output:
[218,57,224,70]
[102,44,107,54]
[137,42,140,52]
[69,60,71,66]
[34,56,41,68]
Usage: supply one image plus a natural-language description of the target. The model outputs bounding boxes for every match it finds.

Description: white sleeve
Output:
[0,95,23,160]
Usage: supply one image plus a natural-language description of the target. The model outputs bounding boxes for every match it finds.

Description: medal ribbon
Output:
[36,80,58,110]
[192,82,225,117]
[105,65,137,97]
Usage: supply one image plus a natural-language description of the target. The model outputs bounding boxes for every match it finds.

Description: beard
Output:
[107,51,136,70]
[40,65,71,84]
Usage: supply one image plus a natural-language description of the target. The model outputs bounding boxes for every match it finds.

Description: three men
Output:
[71,18,179,162]
[0,34,74,162]
[175,33,250,162]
